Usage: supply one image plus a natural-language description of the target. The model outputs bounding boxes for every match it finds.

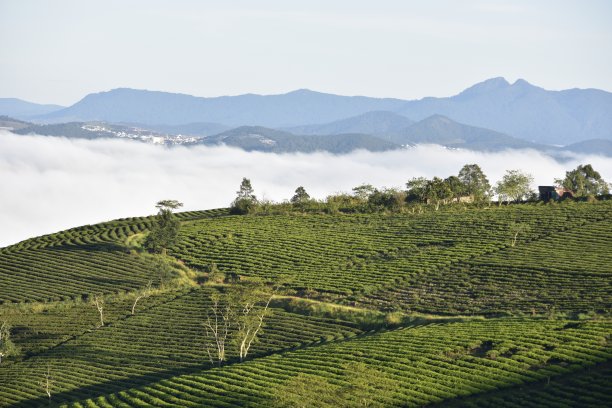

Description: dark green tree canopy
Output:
[290,186,311,204]
[368,188,405,211]
[236,178,257,202]
[405,177,429,203]
[145,200,183,253]
[155,200,183,210]
[231,178,258,214]
[444,176,466,201]
[555,164,609,197]
[458,164,491,201]
[425,177,453,210]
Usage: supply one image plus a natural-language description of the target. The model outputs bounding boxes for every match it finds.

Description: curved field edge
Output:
[53,319,612,408]
[0,288,364,407]
[0,209,230,304]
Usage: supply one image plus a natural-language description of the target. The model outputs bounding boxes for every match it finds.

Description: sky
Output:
[1,130,611,247]
[1,0,611,105]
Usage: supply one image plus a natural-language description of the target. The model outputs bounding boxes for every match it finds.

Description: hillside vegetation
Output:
[0,201,610,407]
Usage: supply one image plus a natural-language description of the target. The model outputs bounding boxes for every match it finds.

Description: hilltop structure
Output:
[538,186,574,201]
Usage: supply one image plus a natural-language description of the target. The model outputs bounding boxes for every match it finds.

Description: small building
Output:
[538,186,574,201]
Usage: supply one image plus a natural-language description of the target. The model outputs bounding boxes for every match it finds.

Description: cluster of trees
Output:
[556,164,609,197]
[229,163,609,215]
[406,164,493,210]
[203,280,282,366]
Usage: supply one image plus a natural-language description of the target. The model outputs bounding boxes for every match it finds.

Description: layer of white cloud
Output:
[1,131,611,247]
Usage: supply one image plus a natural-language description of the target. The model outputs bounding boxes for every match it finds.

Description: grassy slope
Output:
[62,319,611,407]
[0,288,362,407]
[171,201,612,313]
[0,201,610,407]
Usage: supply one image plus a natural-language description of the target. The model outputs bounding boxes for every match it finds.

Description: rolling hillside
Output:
[0,201,610,407]
[384,115,548,151]
[199,126,400,153]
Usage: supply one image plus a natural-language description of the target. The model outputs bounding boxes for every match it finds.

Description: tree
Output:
[131,281,152,315]
[555,164,609,197]
[155,200,183,210]
[290,186,311,205]
[352,184,376,201]
[495,170,534,203]
[509,222,532,247]
[368,188,405,212]
[144,200,183,254]
[39,364,54,399]
[405,177,429,203]
[231,178,258,214]
[92,294,105,327]
[203,292,233,366]
[0,321,18,365]
[425,177,453,210]
[234,281,278,362]
[444,176,467,202]
[203,280,282,365]
[458,164,491,201]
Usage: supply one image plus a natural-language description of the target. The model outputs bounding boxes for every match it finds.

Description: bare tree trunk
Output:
[131,281,152,315]
[40,365,53,399]
[204,297,231,366]
[238,293,274,362]
[512,231,519,246]
[92,295,104,327]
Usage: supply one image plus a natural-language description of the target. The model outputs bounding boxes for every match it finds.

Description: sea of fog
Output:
[1,130,611,247]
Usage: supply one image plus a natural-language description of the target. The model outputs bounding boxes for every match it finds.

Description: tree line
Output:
[230,163,610,215]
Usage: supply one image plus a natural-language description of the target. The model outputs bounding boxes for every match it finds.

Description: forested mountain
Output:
[26,78,612,145]
[286,110,414,136]
[200,126,400,153]
[385,115,548,151]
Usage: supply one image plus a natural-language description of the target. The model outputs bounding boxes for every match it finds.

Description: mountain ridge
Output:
[3,77,611,145]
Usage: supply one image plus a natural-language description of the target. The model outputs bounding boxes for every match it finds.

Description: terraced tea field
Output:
[0,209,228,303]
[0,201,610,406]
[61,319,612,407]
[171,202,612,312]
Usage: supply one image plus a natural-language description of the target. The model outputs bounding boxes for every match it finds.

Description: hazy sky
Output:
[1,0,611,105]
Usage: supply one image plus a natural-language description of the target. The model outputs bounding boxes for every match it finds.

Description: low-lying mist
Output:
[1,131,611,247]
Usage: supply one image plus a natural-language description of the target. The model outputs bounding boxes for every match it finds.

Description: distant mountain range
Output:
[7,114,612,156]
[2,78,611,154]
[30,88,405,128]
[0,98,64,118]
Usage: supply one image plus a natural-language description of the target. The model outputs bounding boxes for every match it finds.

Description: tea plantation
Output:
[0,201,610,407]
